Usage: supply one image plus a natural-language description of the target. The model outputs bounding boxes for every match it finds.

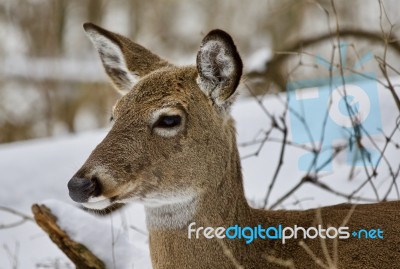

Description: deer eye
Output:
[155,115,181,128]
[150,108,186,137]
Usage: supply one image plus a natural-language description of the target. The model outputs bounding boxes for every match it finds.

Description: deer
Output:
[67,23,400,269]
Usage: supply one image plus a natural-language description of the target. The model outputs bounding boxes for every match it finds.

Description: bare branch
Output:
[0,206,33,229]
[32,204,105,269]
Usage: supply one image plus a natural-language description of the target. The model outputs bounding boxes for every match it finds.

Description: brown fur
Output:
[75,23,400,268]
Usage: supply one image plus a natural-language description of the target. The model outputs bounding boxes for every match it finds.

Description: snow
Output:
[244,48,272,73]
[1,56,107,82]
[43,200,150,269]
[0,77,399,268]
[2,46,271,83]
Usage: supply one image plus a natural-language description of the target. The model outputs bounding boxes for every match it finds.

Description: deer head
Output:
[67,23,243,212]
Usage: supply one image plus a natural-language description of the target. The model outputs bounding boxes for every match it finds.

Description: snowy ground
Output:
[0,78,399,268]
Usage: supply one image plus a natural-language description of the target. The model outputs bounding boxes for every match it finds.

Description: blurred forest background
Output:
[1,0,400,144]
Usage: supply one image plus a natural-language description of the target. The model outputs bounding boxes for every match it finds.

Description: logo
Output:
[187,223,384,244]
[287,43,382,171]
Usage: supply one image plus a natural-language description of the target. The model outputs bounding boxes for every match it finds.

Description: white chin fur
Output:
[82,196,111,210]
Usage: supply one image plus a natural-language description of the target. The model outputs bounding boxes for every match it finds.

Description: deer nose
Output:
[67,176,102,203]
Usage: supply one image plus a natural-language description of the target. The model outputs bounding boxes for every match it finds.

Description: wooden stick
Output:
[31,204,105,269]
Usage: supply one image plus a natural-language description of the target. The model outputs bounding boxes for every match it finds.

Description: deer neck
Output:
[144,144,252,231]
[144,145,262,269]
[196,154,252,227]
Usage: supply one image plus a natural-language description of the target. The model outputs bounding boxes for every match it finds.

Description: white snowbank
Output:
[244,48,272,73]
[43,200,151,269]
[2,57,107,82]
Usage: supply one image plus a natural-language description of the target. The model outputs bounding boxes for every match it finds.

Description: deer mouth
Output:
[82,195,112,210]
[81,195,129,212]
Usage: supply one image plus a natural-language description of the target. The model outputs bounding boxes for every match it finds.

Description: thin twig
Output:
[0,206,33,229]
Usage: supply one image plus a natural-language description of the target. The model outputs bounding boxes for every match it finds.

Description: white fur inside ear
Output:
[85,29,139,94]
[197,40,236,107]
[198,41,234,88]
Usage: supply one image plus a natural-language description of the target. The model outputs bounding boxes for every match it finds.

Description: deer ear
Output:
[83,23,169,95]
[196,29,243,110]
